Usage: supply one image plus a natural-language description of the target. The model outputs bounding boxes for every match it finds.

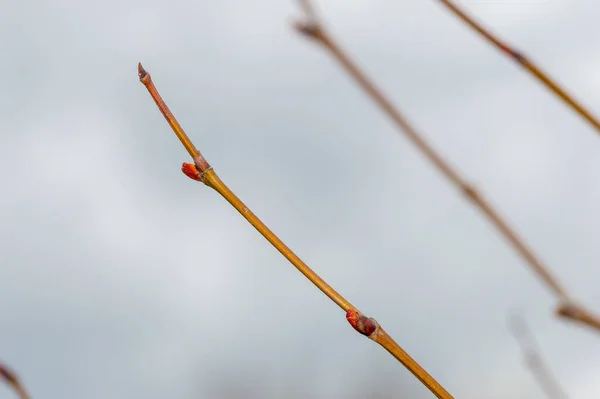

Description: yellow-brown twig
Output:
[0,362,31,399]
[508,314,568,399]
[292,0,600,334]
[138,63,454,399]
[437,0,600,137]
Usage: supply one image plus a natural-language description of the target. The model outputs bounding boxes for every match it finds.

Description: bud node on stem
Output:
[182,162,202,181]
[294,21,324,41]
[346,309,378,337]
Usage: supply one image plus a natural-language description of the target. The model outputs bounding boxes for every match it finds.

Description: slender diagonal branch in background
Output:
[0,362,31,399]
[436,0,600,137]
[292,0,600,333]
[138,63,454,399]
[508,315,568,399]
[555,301,600,333]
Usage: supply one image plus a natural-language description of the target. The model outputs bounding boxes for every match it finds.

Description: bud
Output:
[182,162,202,181]
[346,309,377,337]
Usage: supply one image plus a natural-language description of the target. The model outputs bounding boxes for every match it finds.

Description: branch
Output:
[292,0,600,334]
[137,64,454,398]
[0,362,31,399]
[291,1,562,294]
[436,0,600,136]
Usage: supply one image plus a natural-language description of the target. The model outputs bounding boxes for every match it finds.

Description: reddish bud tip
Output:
[182,162,202,181]
[138,62,148,81]
[346,309,377,337]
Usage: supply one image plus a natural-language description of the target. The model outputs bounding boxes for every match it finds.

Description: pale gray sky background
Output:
[1,0,600,398]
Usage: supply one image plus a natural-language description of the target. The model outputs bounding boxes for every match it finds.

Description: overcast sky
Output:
[1,0,600,398]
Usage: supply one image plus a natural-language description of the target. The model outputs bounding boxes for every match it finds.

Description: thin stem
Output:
[138,63,210,172]
[375,328,451,396]
[436,0,600,137]
[0,362,31,399]
[508,314,568,399]
[293,0,600,334]
[293,1,567,299]
[138,64,454,399]
[139,64,350,309]
[206,171,354,312]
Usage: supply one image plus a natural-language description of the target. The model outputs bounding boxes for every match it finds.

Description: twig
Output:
[0,362,31,399]
[555,301,600,333]
[292,0,600,334]
[508,314,568,399]
[436,0,600,137]
[292,1,564,297]
[138,63,454,399]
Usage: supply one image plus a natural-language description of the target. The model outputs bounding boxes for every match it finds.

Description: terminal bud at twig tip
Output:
[182,162,202,181]
[346,309,378,337]
[138,62,149,82]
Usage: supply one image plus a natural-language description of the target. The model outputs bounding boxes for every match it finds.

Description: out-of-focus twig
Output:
[437,0,600,136]
[292,0,565,297]
[555,301,600,333]
[138,63,454,399]
[292,0,600,335]
[508,314,568,399]
[0,362,31,399]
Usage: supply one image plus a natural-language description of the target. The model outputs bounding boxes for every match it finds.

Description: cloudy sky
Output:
[1,0,600,397]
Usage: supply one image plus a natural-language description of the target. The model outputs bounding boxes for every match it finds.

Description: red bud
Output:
[182,162,202,181]
[346,309,377,337]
